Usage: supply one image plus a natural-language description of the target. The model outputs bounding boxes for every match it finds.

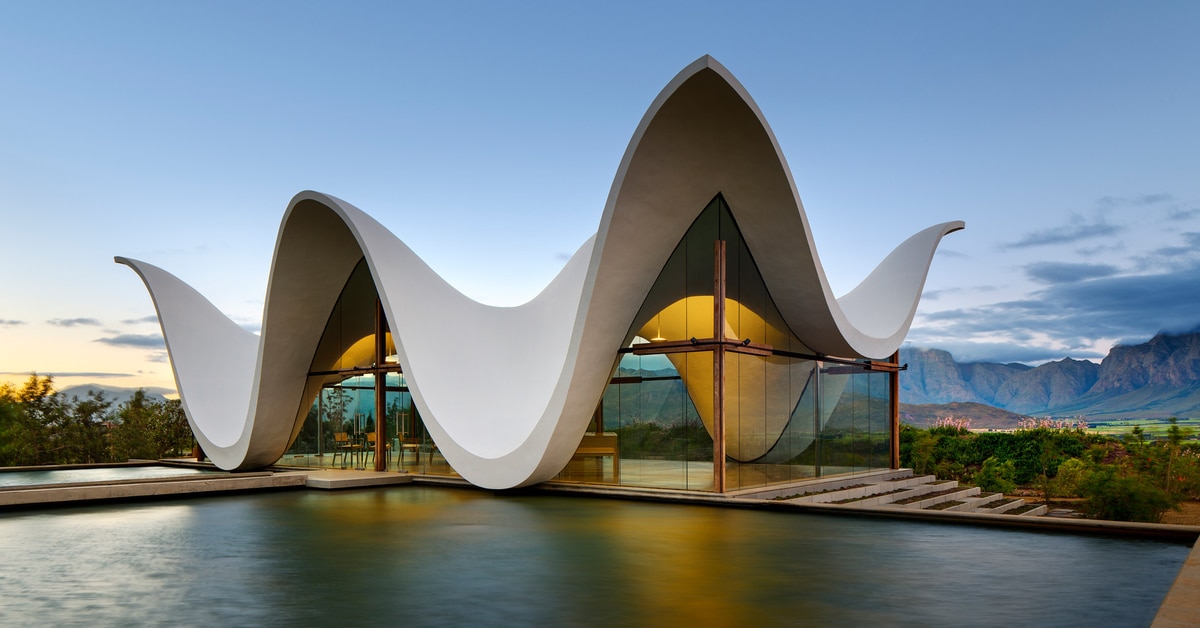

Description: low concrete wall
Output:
[0,472,307,508]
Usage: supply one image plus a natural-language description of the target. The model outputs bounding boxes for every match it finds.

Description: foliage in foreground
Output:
[900,417,1200,523]
[0,375,192,466]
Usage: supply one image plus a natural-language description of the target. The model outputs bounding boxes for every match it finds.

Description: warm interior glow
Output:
[633,297,837,461]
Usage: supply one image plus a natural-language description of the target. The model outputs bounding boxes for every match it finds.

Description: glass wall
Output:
[556,195,897,492]
[280,259,454,476]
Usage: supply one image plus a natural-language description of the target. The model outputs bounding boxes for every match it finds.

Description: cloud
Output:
[999,215,1121,250]
[922,288,960,301]
[1132,233,1200,271]
[121,315,160,325]
[1150,246,1193,259]
[902,340,1101,365]
[1097,193,1173,208]
[1024,262,1119,284]
[914,261,1200,363]
[934,248,968,259]
[94,333,166,349]
[0,319,25,327]
[0,371,131,378]
[47,318,102,327]
[145,351,169,363]
[1075,242,1126,257]
[1167,207,1200,221]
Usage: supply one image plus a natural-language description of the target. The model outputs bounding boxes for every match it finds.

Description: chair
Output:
[331,432,358,468]
[363,432,391,467]
[397,433,421,467]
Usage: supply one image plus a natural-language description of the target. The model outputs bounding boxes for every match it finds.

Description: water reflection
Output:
[0,466,211,488]
[0,487,1186,626]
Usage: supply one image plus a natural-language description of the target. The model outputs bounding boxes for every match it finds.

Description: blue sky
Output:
[1,1,1198,391]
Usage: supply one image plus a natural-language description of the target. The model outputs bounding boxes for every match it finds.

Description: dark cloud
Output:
[1000,222,1120,250]
[94,334,166,349]
[121,315,160,325]
[48,318,102,327]
[1024,262,1119,285]
[0,319,25,327]
[1184,232,1200,247]
[146,352,169,363]
[915,261,1200,363]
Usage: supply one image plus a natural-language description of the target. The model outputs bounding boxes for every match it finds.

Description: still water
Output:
[0,486,1187,626]
[0,465,212,488]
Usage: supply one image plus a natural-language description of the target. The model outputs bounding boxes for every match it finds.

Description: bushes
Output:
[900,422,1097,485]
[974,456,1016,494]
[1079,465,1176,523]
[901,418,1200,522]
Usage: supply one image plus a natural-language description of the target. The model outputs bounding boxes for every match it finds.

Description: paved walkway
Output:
[1154,540,1200,626]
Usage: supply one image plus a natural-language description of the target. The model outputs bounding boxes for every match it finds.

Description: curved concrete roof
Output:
[117,56,962,488]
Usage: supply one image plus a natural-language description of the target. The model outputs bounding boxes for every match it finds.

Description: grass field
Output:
[1087,416,1200,440]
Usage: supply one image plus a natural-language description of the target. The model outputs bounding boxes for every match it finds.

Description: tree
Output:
[0,381,42,466]
[110,391,192,461]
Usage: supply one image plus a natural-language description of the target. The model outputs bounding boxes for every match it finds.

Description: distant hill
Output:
[899,401,1030,429]
[58,384,174,407]
[901,330,1200,419]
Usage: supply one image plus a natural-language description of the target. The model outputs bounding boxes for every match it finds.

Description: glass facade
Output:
[281,260,455,476]
[276,196,895,491]
[555,195,898,492]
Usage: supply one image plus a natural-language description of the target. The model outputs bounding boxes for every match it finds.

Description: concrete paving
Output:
[302,469,414,489]
[1154,540,1200,627]
[0,471,307,507]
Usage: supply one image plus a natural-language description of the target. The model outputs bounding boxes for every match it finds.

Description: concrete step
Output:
[945,491,1005,513]
[1005,503,1050,517]
[748,469,915,501]
[887,485,981,510]
[791,476,947,505]
[978,497,1027,514]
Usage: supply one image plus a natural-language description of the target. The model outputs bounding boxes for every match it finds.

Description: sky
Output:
[1,1,1198,392]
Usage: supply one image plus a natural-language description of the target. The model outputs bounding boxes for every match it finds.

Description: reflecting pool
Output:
[0,487,1187,626]
[0,465,213,488]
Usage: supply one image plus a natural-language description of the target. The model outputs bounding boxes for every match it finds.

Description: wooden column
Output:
[374,299,388,472]
[890,349,901,469]
[713,240,727,493]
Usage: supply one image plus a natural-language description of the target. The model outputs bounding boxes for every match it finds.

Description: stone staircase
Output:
[744,469,1049,517]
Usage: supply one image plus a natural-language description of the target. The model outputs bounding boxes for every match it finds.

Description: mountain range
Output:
[58,384,174,407]
[42,332,1200,425]
[900,330,1200,421]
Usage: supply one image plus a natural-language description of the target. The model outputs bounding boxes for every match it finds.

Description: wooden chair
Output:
[363,432,391,466]
[331,432,358,467]
[397,433,421,466]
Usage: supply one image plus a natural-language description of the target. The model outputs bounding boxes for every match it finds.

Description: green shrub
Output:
[974,456,1017,494]
[1080,465,1177,523]
[1053,458,1089,498]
